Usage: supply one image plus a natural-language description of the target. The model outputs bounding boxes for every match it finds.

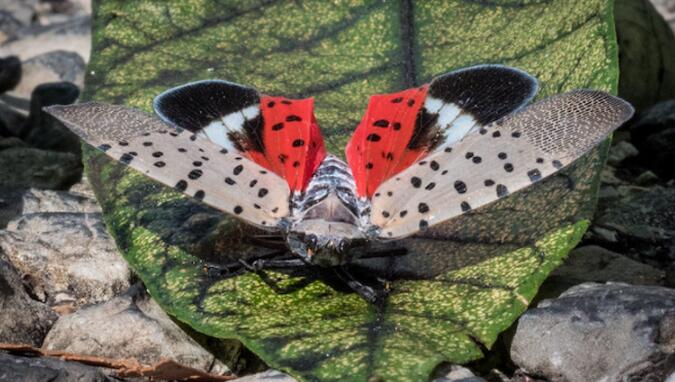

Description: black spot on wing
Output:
[153,80,259,132]
[428,65,537,125]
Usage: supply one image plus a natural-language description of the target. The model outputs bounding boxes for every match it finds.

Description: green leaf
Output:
[83,1,619,381]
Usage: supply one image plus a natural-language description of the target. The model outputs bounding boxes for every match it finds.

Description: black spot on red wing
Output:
[504,163,514,172]
[233,206,243,214]
[152,151,163,158]
[225,177,236,185]
[418,203,429,213]
[391,97,403,103]
[366,134,381,142]
[267,101,275,108]
[400,210,408,217]
[373,119,389,128]
[425,182,436,190]
[120,153,134,164]
[497,184,509,197]
[175,180,188,191]
[188,169,203,179]
[292,139,305,147]
[98,144,111,151]
[271,123,284,131]
[461,201,471,212]
[194,190,205,200]
[366,162,374,169]
[407,99,415,107]
[484,179,495,187]
[278,154,288,164]
[552,160,563,169]
[393,122,401,131]
[258,188,268,198]
[281,100,292,105]
[154,161,166,167]
[286,115,302,122]
[528,169,542,182]
[386,152,394,160]
[292,161,301,168]
[454,180,467,194]
[411,177,422,188]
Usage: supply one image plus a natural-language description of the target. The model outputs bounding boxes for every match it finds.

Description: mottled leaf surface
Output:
[83,1,619,381]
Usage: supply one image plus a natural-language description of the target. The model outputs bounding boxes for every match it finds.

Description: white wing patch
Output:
[370,90,634,239]
[46,103,290,229]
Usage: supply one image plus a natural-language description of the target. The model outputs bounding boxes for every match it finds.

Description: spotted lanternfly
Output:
[46,65,633,302]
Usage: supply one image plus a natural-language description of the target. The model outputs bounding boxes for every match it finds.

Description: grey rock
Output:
[234,370,297,381]
[0,146,82,190]
[7,51,84,113]
[607,141,639,166]
[0,12,24,44]
[43,284,231,376]
[511,282,675,382]
[0,253,56,346]
[0,188,129,308]
[0,352,118,382]
[0,0,37,27]
[0,16,91,62]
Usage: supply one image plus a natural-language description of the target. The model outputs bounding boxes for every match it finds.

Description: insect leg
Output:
[334,266,388,304]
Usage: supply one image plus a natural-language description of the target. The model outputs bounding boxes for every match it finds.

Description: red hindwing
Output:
[345,86,429,197]
[245,96,326,192]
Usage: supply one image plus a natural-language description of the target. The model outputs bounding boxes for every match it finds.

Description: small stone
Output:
[635,170,659,185]
[432,364,486,382]
[233,370,298,381]
[607,141,639,166]
[588,226,619,243]
[43,284,231,375]
[512,283,675,382]
[0,16,91,62]
[0,55,21,93]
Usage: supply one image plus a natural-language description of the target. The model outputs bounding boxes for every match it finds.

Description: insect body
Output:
[46,65,633,301]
